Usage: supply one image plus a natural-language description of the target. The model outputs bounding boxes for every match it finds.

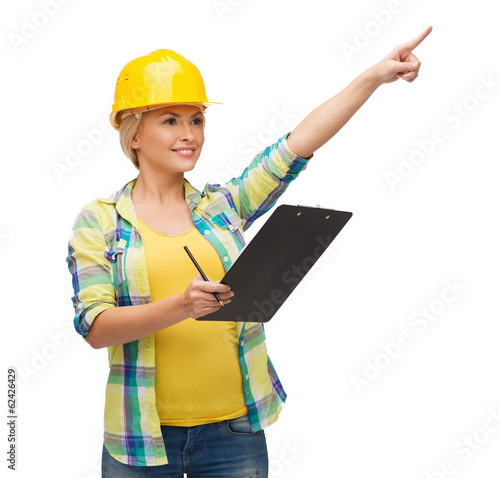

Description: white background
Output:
[2,0,500,477]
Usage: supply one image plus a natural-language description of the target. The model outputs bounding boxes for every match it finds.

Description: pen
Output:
[183,246,225,307]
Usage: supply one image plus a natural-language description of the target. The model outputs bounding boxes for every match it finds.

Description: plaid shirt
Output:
[67,133,311,466]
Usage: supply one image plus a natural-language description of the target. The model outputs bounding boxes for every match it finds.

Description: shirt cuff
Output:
[75,302,115,339]
[283,132,314,160]
[274,132,313,179]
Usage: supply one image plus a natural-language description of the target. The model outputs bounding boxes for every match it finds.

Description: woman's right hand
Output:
[182,275,234,319]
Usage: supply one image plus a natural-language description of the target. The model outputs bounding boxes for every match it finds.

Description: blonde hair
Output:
[119,114,145,169]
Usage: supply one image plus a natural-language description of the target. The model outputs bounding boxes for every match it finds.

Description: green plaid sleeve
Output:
[220,133,312,230]
[67,203,116,337]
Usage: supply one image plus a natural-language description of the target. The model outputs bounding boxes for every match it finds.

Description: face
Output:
[131,105,205,174]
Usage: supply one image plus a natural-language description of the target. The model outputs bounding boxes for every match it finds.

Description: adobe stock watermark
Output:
[0,233,7,247]
[212,0,244,21]
[231,229,344,323]
[8,0,72,54]
[52,50,197,183]
[221,233,342,347]
[269,438,307,477]
[340,0,416,63]
[207,106,299,185]
[423,404,500,477]
[350,278,466,395]
[81,461,100,478]
[384,74,499,192]
[18,321,78,387]
[52,117,114,182]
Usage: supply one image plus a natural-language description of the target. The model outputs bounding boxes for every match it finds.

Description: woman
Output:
[67,26,431,477]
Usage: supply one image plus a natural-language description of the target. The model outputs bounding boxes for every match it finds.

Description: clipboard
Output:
[197,204,352,322]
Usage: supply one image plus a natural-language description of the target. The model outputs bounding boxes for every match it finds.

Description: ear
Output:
[131,134,140,150]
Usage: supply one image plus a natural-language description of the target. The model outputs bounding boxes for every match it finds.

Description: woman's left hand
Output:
[286,25,433,158]
[371,26,433,85]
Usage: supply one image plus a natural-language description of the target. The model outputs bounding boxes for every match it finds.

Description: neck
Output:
[132,170,185,206]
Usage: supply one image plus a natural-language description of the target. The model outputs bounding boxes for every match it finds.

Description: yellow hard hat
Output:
[109,49,221,130]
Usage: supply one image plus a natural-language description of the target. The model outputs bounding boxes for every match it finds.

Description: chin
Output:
[177,160,198,173]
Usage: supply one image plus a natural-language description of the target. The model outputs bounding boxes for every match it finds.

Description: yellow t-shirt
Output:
[137,217,247,426]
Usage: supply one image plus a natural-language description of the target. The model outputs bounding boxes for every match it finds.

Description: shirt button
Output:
[223,256,229,262]
[245,374,249,380]
[77,303,84,309]
[204,230,210,235]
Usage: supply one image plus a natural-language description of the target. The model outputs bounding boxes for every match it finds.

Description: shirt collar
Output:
[97,177,204,229]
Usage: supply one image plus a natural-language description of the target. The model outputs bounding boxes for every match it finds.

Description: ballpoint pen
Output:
[183,246,225,307]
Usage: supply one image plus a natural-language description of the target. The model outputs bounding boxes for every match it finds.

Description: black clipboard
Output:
[197,204,352,322]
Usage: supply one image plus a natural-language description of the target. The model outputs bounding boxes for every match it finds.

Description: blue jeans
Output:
[101,415,268,477]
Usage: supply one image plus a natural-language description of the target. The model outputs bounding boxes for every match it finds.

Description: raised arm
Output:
[287,26,433,158]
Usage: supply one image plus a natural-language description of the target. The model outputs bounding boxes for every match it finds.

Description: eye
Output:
[163,118,176,125]
[192,117,204,126]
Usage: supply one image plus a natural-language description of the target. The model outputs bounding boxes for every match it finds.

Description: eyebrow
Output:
[158,111,203,118]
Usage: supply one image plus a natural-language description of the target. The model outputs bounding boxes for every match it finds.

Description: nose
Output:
[179,123,195,142]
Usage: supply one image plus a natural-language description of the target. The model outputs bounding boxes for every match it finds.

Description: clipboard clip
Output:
[295,204,336,220]
[296,204,324,208]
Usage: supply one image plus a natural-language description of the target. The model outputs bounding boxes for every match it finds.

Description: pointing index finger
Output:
[401,25,433,53]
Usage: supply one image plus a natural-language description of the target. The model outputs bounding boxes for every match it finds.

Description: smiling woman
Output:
[130,105,206,237]
[131,105,205,172]
[66,32,431,476]
[119,106,206,170]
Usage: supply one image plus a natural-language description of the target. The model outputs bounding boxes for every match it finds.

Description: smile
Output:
[172,149,195,157]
